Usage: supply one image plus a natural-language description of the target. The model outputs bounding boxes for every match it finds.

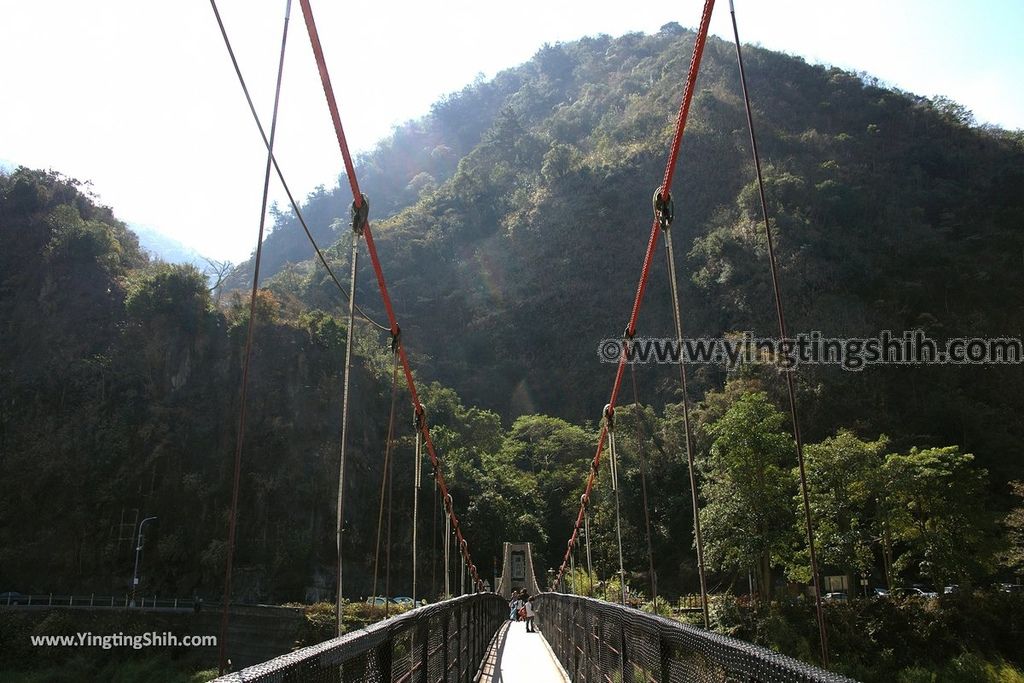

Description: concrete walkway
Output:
[479,620,568,683]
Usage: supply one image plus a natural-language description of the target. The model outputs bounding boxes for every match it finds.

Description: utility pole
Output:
[130,516,157,607]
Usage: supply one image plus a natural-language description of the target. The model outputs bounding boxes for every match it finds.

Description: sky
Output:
[1,0,1022,263]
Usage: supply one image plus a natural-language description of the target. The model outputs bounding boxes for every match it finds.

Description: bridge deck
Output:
[479,619,568,683]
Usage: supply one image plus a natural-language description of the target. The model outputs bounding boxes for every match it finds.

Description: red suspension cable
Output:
[626,0,716,335]
[297,1,362,204]
[660,0,716,196]
[555,0,716,587]
[297,0,483,590]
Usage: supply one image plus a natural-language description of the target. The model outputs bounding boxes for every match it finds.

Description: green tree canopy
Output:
[882,446,998,587]
[699,391,796,598]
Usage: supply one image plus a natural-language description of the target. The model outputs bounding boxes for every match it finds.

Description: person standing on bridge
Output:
[524,595,536,632]
[509,593,522,621]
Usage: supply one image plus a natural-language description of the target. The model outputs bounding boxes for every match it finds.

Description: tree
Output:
[930,95,975,127]
[699,392,796,599]
[496,415,595,571]
[882,446,998,587]
[540,143,578,182]
[788,430,888,594]
[1000,481,1024,581]
[659,21,685,36]
[203,257,234,302]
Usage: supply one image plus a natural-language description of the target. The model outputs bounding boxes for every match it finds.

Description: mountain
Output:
[130,223,207,268]
[3,27,1024,679]
[236,26,1024,481]
[2,22,1023,619]
[0,167,404,601]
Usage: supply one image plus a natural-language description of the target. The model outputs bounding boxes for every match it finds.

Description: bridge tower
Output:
[494,541,542,598]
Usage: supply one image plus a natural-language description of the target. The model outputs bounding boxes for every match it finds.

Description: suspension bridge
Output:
[209,0,852,680]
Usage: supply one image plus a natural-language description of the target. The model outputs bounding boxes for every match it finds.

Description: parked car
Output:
[943,585,960,594]
[365,596,399,606]
[392,596,415,608]
[995,583,1023,593]
[889,587,938,599]
[823,592,848,603]
[873,587,889,598]
[0,592,25,605]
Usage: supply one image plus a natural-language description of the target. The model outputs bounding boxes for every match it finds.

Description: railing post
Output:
[441,606,449,683]
[464,602,471,683]
[455,603,462,683]
[467,600,475,682]
[571,600,579,681]
[416,620,428,683]
[621,620,633,683]
[470,600,476,682]
[480,599,487,676]
[377,639,393,682]
[474,600,482,679]
[477,600,483,680]
[561,599,568,664]
[585,603,594,683]
[460,602,468,683]
[659,635,670,683]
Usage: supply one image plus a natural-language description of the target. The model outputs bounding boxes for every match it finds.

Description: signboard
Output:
[511,551,525,581]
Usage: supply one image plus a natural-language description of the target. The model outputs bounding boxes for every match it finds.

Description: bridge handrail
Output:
[536,593,857,683]
[215,593,506,682]
[0,593,214,610]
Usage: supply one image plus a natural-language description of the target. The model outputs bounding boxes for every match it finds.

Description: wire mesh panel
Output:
[534,593,857,683]
[215,594,505,683]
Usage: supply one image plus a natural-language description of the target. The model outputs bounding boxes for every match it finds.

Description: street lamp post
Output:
[130,516,157,607]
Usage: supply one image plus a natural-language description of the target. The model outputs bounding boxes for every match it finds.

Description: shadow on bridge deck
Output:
[479,620,568,683]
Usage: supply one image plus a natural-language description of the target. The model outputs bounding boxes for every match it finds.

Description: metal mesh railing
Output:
[535,593,857,683]
[215,593,506,682]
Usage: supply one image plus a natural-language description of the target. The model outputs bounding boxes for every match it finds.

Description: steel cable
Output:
[662,227,711,628]
[628,364,659,611]
[728,0,829,665]
[208,0,387,332]
[216,0,291,673]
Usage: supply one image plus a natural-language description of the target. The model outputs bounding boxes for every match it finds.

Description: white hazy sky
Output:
[1,1,1022,262]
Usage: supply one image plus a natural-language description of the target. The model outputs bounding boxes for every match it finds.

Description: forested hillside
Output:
[237,25,1024,484]
[0,168,394,600]
[2,23,1024,680]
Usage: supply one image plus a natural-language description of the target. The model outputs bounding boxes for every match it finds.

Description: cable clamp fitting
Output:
[653,187,674,230]
[603,403,615,429]
[351,193,369,235]
[623,327,636,354]
[390,325,402,354]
